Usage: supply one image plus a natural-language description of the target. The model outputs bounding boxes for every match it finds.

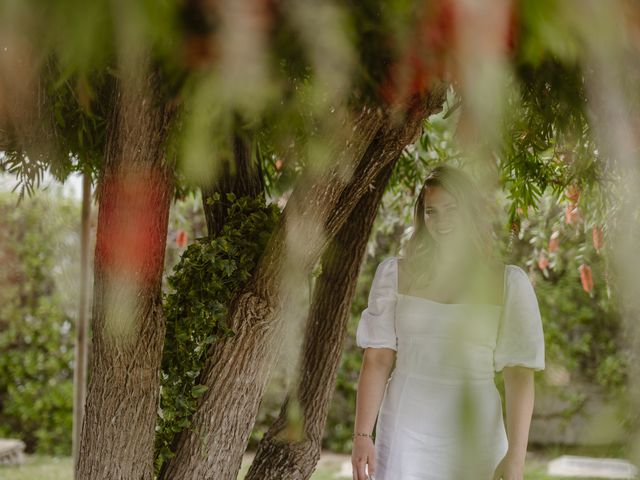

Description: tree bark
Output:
[201,111,265,236]
[72,172,92,474]
[156,113,265,480]
[244,141,396,480]
[76,67,176,480]
[243,86,447,480]
[162,85,447,480]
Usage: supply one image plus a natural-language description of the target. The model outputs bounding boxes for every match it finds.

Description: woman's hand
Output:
[492,450,525,480]
[352,435,376,479]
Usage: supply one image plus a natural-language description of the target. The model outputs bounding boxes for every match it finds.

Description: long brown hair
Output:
[399,164,499,291]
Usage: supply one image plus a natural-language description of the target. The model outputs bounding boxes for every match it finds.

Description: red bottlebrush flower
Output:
[548,230,560,253]
[505,1,520,55]
[378,0,455,107]
[572,205,581,224]
[538,251,549,271]
[182,34,218,70]
[566,184,580,204]
[565,204,579,225]
[579,263,594,293]
[592,225,604,251]
[176,229,188,248]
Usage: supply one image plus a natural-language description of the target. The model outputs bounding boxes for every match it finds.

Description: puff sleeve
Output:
[493,265,546,372]
[355,256,398,351]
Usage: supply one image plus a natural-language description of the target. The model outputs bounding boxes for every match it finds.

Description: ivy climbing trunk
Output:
[244,141,398,480]
[76,67,175,480]
[155,112,266,480]
[161,84,447,480]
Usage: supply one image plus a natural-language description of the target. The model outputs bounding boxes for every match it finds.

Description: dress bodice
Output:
[394,293,503,382]
[355,256,545,375]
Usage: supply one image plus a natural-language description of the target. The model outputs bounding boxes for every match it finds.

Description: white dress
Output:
[355,256,545,480]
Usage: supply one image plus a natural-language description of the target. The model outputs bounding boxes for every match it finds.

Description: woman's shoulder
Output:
[505,263,530,282]
[370,256,399,280]
[373,256,400,284]
[381,255,399,266]
[491,262,528,280]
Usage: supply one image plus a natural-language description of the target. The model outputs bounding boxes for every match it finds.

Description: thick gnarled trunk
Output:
[244,152,395,480]
[160,100,384,480]
[162,86,447,480]
[76,69,175,480]
[244,87,447,480]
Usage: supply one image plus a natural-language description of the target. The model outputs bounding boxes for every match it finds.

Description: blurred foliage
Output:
[326,93,630,452]
[154,192,281,474]
[0,0,637,458]
[1,0,617,216]
[0,190,79,455]
[0,158,630,458]
[0,0,182,200]
[509,196,628,395]
[501,59,607,228]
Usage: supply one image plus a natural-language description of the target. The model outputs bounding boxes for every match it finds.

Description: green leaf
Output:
[191,384,208,398]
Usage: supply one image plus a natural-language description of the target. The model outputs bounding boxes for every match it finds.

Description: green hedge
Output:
[0,190,78,455]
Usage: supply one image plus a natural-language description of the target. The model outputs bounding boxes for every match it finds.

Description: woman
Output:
[351,165,545,480]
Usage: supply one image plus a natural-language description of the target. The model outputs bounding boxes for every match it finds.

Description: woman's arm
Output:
[352,347,395,480]
[355,348,395,435]
[493,366,535,480]
[503,366,535,461]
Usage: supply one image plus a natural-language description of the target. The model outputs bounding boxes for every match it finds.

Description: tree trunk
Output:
[156,112,265,480]
[243,86,447,480]
[72,172,92,474]
[244,145,395,480]
[76,68,176,480]
[162,85,446,480]
[201,111,265,236]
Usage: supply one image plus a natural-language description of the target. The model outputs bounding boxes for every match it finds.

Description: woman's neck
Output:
[436,242,474,271]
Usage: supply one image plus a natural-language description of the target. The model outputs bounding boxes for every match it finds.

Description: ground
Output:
[0,448,622,480]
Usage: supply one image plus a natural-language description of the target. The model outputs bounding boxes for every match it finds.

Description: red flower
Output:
[537,251,549,271]
[505,1,520,55]
[579,264,594,293]
[548,230,560,253]
[564,204,579,225]
[176,229,188,248]
[379,0,455,107]
[565,184,580,204]
[182,34,218,70]
[592,225,604,251]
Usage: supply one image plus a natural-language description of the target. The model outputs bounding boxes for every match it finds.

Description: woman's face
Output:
[423,185,465,246]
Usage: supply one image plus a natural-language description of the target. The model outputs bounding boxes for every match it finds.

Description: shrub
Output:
[0,190,78,455]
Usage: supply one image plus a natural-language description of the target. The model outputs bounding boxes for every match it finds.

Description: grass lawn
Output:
[0,454,340,480]
[0,455,72,480]
[0,445,633,480]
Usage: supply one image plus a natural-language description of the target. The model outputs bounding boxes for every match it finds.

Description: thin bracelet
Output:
[353,432,374,439]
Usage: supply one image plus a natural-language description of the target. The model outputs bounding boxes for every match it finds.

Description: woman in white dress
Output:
[351,165,545,480]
